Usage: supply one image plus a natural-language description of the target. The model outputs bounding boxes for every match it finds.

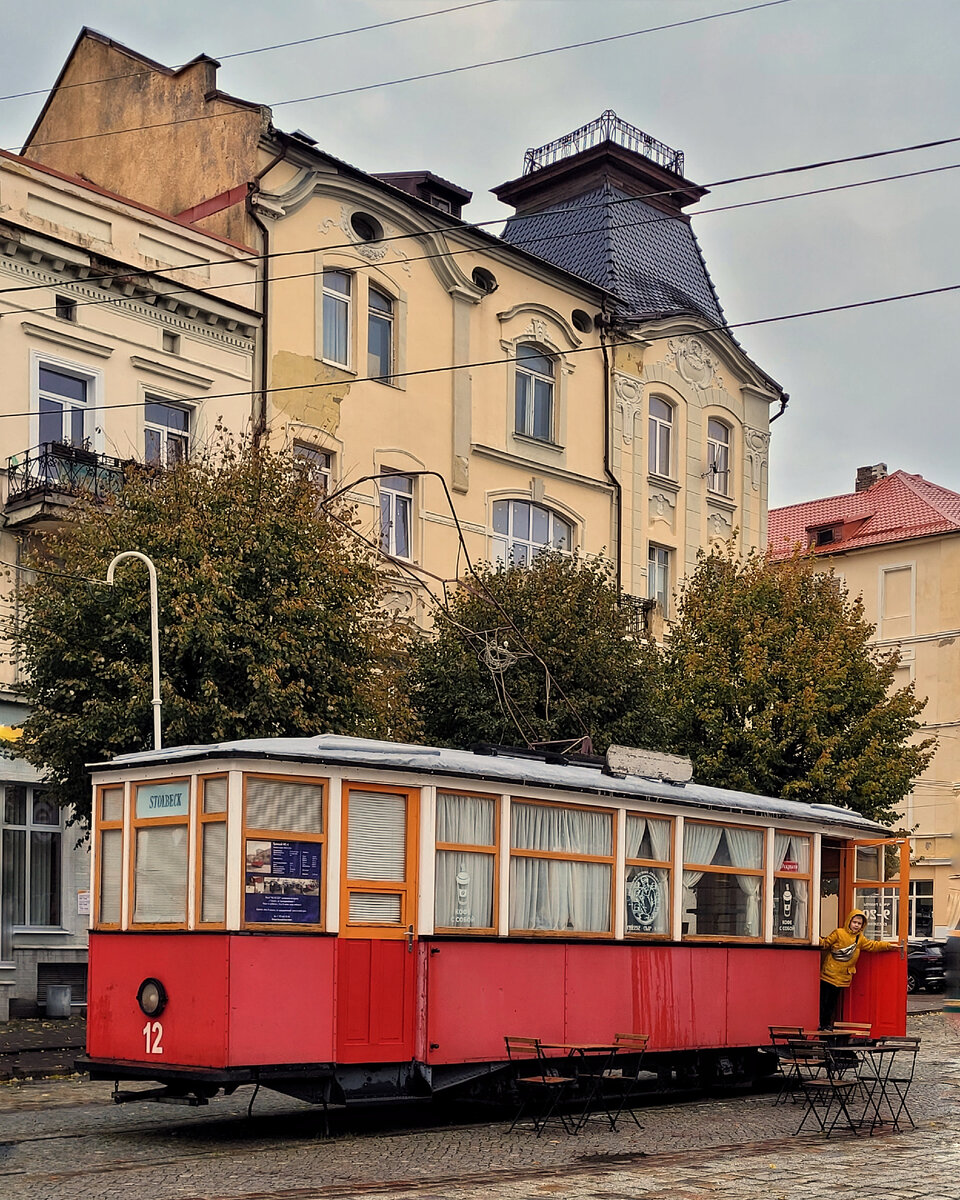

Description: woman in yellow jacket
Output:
[819,908,902,1027]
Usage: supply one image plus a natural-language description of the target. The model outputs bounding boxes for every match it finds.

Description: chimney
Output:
[855,464,887,492]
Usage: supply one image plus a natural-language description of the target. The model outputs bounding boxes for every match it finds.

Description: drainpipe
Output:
[246,149,285,446]
[770,392,789,422]
[599,308,623,595]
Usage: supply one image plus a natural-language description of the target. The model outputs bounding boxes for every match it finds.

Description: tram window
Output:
[243,775,325,928]
[435,791,497,932]
[199,776,228,926]
[509,801,614,935]
[773,833,811,941]
[96,785,124,927]
[682,822,764,939]
[132,779,190,926]
[624,814,672,936]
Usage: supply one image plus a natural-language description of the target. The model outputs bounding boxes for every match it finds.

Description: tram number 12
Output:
[142,1021,164,1055]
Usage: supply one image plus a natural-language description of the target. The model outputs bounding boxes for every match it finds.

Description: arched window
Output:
[368,286,394,380]
[514,344,555,442]
[492,499,572,566]
[648,396,673,476]
[707,418,731,495]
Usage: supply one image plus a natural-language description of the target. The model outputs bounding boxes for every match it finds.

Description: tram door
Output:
[336,785,419,1063]
[841,837,909,1036]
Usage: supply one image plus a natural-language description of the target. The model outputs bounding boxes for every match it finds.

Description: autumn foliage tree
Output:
[413,552,663,754]
[662,547,934,823]
[7,441,415,825]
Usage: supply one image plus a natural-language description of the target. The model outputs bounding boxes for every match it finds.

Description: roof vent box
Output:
[605,745,693,783]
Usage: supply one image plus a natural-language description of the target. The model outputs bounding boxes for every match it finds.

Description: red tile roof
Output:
[768,471,960,559]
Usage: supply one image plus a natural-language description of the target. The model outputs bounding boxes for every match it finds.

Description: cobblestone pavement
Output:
[1,1013,958,1199]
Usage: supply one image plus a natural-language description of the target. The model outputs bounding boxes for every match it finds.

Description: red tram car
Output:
[81,735,908,1107]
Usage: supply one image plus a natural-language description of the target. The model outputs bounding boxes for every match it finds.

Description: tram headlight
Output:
[137,977,167,1017]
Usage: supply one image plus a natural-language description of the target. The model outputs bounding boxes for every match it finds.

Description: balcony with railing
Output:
[5,443,126,525]
[523,110,684,177]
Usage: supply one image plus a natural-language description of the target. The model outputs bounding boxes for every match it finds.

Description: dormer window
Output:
[810,524,842,548]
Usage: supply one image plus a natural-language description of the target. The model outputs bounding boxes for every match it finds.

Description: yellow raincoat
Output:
[819,908,895,987]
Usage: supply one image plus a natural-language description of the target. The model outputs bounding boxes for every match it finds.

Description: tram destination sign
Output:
[136,781,190,819]
[245,839,321,924]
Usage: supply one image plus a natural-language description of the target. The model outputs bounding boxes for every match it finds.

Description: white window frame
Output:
[1,782,64,948]
[367,285,394,381]
[144,393,191,467]
[379,471,414,560]
[293,441,334,493]
[648,396,674,478]
[321,269,353,368]
[648,543,671,611]
[491,498,574,566]
[707,418,731,496]
[29,351,104,453]
[514,343,556,443]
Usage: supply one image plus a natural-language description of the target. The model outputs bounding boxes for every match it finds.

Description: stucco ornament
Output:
[708,509,733,540]
[524,317,549,344]
[744,426,771,491]
[666,336,722,391]
[649,490,676,527]
[614,372,644,444]
[382,586,417,620]
[319,206,411,273]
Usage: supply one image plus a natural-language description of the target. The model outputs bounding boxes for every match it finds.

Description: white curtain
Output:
[625,815,646,858]
[725,827,763,937]
[437,792,495,846]
[647,819,671,863]
[510,857,611,932]
[626,815,671,863]
[436,850,495,929]
[512,803,612,856]
[682,824,723,933]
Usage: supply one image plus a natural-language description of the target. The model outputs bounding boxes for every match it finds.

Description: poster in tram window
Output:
[244,839,321,924]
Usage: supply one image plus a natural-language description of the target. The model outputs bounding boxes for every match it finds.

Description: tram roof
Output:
[92,735,887,836]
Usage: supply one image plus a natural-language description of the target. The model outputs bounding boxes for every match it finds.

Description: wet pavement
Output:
[0,1011,957,1199]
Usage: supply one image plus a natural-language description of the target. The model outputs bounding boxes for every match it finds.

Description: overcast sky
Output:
[1,0,957,509]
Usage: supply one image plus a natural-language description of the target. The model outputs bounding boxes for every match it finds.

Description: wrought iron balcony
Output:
[523,110,684,177]
[5,443,127,509]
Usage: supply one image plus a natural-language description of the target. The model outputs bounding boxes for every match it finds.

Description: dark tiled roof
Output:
[768,470,960,559]
[501,183,725,325]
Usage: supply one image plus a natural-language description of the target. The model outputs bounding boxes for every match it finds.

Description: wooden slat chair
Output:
[789,1039,861,1136]
[504,1037,577,1136]
[832,1021,872,1039]
[768,1025,806,1104]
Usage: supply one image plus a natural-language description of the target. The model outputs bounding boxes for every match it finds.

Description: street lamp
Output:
[106,551,162,750]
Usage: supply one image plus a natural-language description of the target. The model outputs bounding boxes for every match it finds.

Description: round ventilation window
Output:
[472,267,498,294]
[351,212,383,243]
[572,309,594,333]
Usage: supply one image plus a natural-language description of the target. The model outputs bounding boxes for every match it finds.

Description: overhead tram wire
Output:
[6,155,960,319]
[11,0,801,155]
[2,280,960,424]
[0,1,504,105]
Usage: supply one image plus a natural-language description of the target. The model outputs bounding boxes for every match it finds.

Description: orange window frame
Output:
[241,772,327,932]
[128,776,192,930]
[508,797,617,938]
[341,782,419,939]
[682,818,766,943]
[93,782,125,929]
[772,831,813,943]
[195,773,229,930]
[434,787,500,934]
[623,811,675,939]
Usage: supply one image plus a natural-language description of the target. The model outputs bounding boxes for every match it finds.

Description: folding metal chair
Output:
[768,1025,805,1104]
[607,1032,650,1130]
[504,1037,577,1136]
[868,1037,920,1131]
[789,1039,861,1137]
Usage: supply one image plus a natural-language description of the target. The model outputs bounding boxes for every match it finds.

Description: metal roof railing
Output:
[523,110,684,176]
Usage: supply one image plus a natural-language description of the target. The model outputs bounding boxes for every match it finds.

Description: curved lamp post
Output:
[106,551,162,750]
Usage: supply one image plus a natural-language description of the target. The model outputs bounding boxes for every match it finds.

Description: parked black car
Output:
[908,940,946,994]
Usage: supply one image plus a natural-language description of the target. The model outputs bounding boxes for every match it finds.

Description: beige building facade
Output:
[0,149,259,1017]
[21,31,785,630]
[770,466,960,938]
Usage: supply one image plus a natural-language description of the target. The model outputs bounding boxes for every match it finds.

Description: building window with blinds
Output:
[132,779,191,926]
[197,775,228,927]
[509,801,615,935]
[682,821,765,939]
[243,775,325,928]
[95,784,124,928]
[624,814,673,936]
[773,832,811,941]
[435,791,498,932]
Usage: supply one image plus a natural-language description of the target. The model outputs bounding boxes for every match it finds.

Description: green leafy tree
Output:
[7,441,415,825]
[413,552,664,753]
[662,546,934,822]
